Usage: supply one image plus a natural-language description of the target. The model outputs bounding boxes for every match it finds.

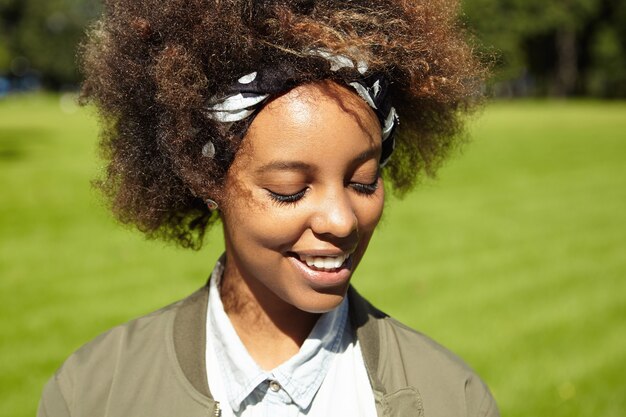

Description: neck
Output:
[220,257,320,370]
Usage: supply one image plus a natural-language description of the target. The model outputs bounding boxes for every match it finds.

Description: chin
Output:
[291,288,349,314]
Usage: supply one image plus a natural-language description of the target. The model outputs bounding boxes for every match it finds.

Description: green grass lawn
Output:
[1,94,625,416]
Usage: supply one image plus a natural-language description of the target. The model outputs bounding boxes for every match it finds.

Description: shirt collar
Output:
[206,256,349,412]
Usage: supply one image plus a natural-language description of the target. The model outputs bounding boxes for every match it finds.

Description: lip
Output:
[288,253,354,289]
[291,248,356,257]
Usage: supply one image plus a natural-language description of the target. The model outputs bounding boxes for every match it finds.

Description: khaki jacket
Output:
[38,286,499,417]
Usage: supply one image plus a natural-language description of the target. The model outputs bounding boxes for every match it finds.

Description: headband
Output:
[204,50,399,166]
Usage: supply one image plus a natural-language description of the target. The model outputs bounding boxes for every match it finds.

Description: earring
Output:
[205,198,219,211]
[202,141,216,159]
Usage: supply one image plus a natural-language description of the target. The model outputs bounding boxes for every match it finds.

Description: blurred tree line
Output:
[0,0,624,97]
[463,0,626,97]
[0,0,101,91]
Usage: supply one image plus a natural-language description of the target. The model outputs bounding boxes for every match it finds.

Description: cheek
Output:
[222,190,307,251]
[356,185,385,233]
[352,186,385,260]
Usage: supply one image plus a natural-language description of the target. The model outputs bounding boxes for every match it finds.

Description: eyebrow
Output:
[255,146,381,175]
[353,147,381,165]
[255,161,316,175]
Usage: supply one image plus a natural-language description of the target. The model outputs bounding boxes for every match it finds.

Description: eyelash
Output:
[350,180,379,196]
[268,189,307,205]
[267,177,379,206]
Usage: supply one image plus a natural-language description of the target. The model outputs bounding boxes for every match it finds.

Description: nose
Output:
[310,188,358,239]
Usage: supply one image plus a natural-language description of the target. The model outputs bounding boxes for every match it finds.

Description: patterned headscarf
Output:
[205,50,399,166]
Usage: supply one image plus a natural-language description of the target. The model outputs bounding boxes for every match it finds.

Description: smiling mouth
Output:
[292,253,351,272]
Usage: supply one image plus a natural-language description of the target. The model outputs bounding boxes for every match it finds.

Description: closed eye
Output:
[266,188,308,205]
[350,177,379,196]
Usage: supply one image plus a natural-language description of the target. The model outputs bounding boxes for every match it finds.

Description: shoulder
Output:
[350,288,499,417]
[38,288,206,416]
[380,315,474,380]
[382,317,498,416]
[62,293,183,373]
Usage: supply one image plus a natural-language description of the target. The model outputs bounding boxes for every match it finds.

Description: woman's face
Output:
[220,81,384,314]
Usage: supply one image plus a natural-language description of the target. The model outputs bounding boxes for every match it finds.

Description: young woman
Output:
[39,1,498,416]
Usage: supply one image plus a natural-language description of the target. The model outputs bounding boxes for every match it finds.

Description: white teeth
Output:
[300,254,348,271]
[313,258,325,269]
[323,258,335,269]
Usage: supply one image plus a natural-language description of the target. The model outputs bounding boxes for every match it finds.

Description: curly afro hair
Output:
[80,0,486,249]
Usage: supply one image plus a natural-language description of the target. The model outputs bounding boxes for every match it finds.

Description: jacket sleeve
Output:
[37,376,71,417]
[476,390,499,417]
[465,374,500,417]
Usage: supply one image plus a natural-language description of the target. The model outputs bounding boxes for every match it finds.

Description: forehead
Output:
[238,81,382,166]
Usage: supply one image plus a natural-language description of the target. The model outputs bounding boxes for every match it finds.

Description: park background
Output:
[1,1,625,416]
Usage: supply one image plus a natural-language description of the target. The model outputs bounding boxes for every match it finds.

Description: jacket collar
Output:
[171,284,423,416]
[346,286,387,392]
[172,286,211,398]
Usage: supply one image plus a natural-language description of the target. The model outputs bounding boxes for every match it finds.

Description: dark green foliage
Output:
[0,0,624,93]
[462,0,626,97]
[0,0,101,88]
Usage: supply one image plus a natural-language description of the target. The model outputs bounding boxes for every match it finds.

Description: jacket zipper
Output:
[213,401,221,417]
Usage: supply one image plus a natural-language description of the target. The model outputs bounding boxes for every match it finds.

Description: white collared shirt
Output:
[205,258,377,416]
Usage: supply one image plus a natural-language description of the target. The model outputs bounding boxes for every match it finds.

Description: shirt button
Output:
[269,380,281,392]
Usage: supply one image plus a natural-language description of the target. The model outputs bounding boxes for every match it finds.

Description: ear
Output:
[205,198,219,211]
